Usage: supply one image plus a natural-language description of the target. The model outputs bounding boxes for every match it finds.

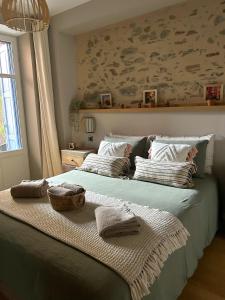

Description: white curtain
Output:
[33,31,62,177]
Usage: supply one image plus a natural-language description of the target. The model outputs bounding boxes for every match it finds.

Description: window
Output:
[0,39,21,151]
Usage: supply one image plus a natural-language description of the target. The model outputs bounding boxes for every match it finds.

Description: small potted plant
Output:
[70,99,84,112]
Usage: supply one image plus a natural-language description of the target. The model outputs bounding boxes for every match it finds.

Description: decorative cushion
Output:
[156,134,215,174]
[108,134,156,158]
[104,135,148,169]
[98,141,132,158]
[133,156,197,188]
[79,154,130,177]
[186,147,198,162]
[155,139,208,178]
[149,141,193,162]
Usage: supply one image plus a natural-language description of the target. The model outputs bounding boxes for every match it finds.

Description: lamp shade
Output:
[85,117,95,134]
[2,0,50,32]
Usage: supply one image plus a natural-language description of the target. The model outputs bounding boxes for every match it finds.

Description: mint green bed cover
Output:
[0,170,218,300]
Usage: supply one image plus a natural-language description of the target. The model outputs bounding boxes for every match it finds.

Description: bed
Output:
[0,169,218,300]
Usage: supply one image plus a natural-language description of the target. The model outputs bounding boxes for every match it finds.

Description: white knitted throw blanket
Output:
[0,189,189,300]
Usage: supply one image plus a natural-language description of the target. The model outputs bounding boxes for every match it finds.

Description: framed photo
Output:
[204,84,223,103]
[143,89,158,106]
[100,93,112,108]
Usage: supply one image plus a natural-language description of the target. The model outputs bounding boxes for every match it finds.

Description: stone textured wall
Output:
[76,0,225,106]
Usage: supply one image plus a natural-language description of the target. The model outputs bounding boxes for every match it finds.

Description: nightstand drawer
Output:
[61,149,95,171]
[61,152,84,167]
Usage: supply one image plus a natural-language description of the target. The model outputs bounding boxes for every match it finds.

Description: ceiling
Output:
[47,0,92,16]
[49,0,185,17]
[0,0,92,16]
[0,0,185,17]
[51,0,186,35]
[0,0,186,36]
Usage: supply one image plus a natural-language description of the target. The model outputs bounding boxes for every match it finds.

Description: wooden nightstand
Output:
[61,149,95,172]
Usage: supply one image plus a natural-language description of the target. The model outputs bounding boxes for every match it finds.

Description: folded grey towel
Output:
[95,205,140,238]
[48,186,75,197]
[11,179,49,198]
[60,183,85,194]
[48,184,85,197]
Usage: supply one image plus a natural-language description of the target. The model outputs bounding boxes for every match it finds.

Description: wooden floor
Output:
[0,294,6,300]
[179,234,225,300]
[0,235,225,300]
[0,291,7,300]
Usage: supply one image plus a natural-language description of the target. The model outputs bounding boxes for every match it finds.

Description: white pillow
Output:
[150,141,192,162]
[98,141,130,157]
[155,134,215,174]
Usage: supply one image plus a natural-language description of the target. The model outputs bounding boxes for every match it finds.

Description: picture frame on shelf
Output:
[204,84,223,105]
[100,93,112,108]
[143,89,158,107]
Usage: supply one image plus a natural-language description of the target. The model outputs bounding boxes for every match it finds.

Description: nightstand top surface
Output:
[61,149,95,154]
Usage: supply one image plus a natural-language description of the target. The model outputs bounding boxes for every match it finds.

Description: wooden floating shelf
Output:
[79,105,225,113]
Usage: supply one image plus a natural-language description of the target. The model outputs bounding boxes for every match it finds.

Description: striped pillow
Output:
[133,156,197,188]
[79,154,130,177]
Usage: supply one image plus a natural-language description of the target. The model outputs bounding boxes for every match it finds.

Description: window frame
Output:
[0,34,28,157]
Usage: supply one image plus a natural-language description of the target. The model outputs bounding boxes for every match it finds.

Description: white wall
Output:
[49,28,77,148]
[80,111,225,146]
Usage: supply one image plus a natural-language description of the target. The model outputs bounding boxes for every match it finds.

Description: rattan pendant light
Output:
[2,0,50,32]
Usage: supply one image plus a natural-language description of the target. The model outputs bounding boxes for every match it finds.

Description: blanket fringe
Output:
[130,227,190,300]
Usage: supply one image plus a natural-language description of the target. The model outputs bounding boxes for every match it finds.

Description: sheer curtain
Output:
[33,31,62,177]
